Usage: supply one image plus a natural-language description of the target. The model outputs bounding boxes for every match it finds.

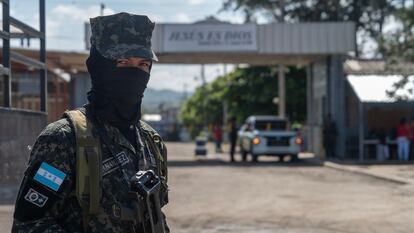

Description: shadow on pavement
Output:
[327,159,414,166]
[167,158,322,168]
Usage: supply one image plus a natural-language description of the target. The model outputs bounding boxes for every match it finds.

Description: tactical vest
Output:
[63,109,167,231]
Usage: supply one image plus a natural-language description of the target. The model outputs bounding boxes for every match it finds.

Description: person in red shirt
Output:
[213,123,223,153]
[397,118,410,161]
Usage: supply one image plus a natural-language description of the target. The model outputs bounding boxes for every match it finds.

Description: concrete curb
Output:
[306,158,412,185]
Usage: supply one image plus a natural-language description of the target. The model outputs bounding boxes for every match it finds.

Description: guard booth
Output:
[344,60,414,161]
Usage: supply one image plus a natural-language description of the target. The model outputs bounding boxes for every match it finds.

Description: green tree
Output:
[221,0,395,57]
[379,2,414,100]
[379,2,414,65]
[221,1,414,100]
[181,66,306,137]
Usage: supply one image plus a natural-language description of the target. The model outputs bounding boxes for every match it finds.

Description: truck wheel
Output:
[241,149,248,162]
[290,154,299,162]
[252,154,259,163]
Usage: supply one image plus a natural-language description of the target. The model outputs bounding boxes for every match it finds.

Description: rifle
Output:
[128,170,166,233]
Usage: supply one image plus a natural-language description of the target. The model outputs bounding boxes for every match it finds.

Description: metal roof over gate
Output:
[83,20,356,65]
[151,21,356,65]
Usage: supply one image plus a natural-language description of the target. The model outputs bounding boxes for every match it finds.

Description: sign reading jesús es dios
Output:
[163,24,257,52]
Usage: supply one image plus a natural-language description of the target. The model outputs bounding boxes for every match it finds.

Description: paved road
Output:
[2,142,414,233]
[164,143,414,233]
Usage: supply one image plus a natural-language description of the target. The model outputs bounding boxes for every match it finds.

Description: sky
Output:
[7,0,251,92]
[9,1,401,96]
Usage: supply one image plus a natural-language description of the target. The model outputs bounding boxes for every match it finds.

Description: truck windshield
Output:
[255,120,287,131]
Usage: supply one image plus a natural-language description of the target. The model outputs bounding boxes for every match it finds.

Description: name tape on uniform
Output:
[102,152,130,176]
[24,188,48,207]
[34,162,66,191]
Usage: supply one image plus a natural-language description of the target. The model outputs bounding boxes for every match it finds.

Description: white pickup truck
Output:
[238,115,302,162]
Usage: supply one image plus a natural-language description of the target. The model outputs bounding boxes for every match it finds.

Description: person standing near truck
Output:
[229,117,238,162]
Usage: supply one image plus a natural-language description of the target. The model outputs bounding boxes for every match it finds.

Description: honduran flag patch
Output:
[34,162,66,191]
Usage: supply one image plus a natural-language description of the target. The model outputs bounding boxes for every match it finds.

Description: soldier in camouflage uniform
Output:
[12,12,169,233]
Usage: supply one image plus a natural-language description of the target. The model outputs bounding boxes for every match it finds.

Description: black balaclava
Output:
[86,46,150,128]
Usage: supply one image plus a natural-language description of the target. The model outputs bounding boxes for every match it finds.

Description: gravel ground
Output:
[2,142,414,233]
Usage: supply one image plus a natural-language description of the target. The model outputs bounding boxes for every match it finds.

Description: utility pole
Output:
[278,64,286,118]
[183,83,188,100]
[100,3,105,16]
[223,64,229,143]
[200,64,208,134]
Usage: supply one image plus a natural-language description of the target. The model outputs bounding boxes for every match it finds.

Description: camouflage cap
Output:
[90,12,158,61]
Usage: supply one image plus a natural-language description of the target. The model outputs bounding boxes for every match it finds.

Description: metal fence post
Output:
[39,0,47,112]
[2,0,10,107]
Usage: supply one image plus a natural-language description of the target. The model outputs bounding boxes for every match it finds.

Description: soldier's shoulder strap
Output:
[63,109,102,231]
[140,121,163,149]
[140,120,168,181]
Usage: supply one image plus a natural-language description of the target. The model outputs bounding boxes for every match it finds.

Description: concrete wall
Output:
[307,55,346,159]
[345,82,361,158]
[0,108,47,204]
[307,58,328,158]
[328,55,346,159]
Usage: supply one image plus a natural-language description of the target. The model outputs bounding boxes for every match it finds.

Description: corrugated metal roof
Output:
[152,22,355,64]
[347,74,414,102]
[345,59,414,75]
[0,48,89,82]
[257,22,355,54]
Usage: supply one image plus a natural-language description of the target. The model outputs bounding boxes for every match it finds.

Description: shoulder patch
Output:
[34,162,66,191]
[24,188,48,207]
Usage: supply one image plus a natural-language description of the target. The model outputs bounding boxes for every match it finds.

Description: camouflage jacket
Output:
[12,113,169,233]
